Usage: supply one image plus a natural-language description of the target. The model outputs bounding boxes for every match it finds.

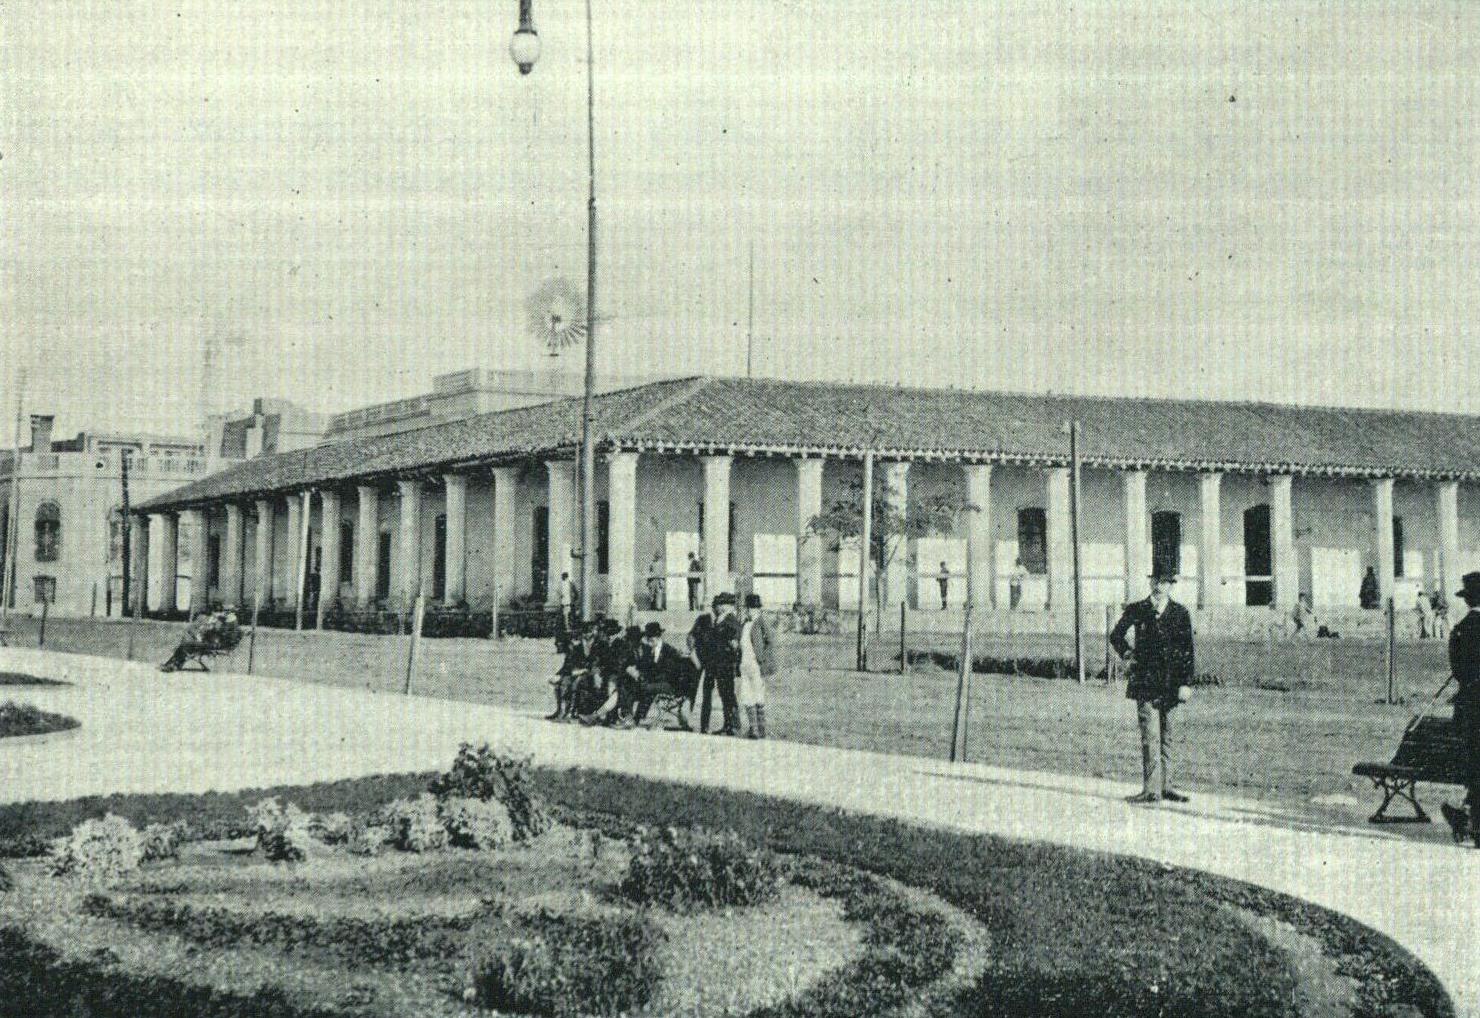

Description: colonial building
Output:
[133,376,1480,632]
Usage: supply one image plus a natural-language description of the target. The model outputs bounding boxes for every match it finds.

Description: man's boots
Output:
[744,706,759,739]
[754,704,766,739]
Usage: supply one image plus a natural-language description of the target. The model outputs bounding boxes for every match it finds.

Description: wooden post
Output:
[1385,597,1397,707]
[950,604,974,760]
[899,599,907,674]
[91,582,97,618]
[247,591,260,674]
[37,592,48,648]
[1103,602,1113,684]
[1069,421,1085,684]
[404,592,426,696]
[856,451,874,672]
[490,570,501,641]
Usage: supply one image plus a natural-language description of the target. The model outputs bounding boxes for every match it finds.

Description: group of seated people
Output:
[549,616,698,730]
[159,609,242,672]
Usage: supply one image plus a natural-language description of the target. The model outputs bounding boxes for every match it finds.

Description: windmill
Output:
[525,277,588,359]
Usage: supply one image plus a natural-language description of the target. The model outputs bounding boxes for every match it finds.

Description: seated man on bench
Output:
[549,623,598,720]
[628,622,696,730]
[159,610,240,672]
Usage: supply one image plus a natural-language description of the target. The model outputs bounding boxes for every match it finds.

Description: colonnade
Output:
[134,456,1465,619]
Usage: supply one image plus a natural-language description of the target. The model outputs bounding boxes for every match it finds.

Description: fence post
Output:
[1103,603,1113,684]
[37,595,48,649]
[247,593,260,675]
[899,600,907,674]
[950,604,974,761]
[404,593,426,696]
[1386,595,1397,705]
[91,583,97,618]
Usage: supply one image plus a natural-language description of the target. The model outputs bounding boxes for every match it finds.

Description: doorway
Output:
[1243,505,1272,606]
[532,506,549,603]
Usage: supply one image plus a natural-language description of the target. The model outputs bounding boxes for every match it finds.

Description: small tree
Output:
[809,470,975,632]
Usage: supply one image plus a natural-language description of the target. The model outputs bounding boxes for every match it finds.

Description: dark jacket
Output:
[1110,597,1195,705]
[711,611,743,676]
[636,641,698,699]
[1449,610,1480,729]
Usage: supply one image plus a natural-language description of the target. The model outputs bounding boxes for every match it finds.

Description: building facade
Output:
[135,376,1480,633]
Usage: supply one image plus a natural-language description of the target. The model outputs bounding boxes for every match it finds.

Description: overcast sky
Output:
[4,1,1478,439]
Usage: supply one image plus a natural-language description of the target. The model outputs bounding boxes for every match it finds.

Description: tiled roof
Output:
[140,376,1480,511]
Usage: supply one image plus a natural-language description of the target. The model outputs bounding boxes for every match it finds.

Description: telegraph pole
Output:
[2,369,25,620]
[120,448,132,615]
[1068,421,1085,684]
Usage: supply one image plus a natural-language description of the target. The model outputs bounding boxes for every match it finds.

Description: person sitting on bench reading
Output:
[1440,572,1480,847]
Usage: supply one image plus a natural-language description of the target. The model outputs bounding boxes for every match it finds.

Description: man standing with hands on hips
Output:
[1110,570,1196,804]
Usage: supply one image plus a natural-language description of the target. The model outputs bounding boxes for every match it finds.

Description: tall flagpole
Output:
[576,0,598,623]
[746,240,755,378]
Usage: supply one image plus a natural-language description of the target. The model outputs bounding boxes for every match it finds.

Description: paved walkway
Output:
[2,647,1476,1015]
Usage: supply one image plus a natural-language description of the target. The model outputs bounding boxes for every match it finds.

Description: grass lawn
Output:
[0,765,1451,1018]
[10,617,1456,820]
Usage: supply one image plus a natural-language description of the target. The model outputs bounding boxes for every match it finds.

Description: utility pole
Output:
[746,239,755,378]
[2,368,25,620]
[856,450,874,671]
[120,448,132,615]
[1068,421,1085,684]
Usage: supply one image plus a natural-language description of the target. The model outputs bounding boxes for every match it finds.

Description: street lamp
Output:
[509,0,540,74]
[512,0,599,624]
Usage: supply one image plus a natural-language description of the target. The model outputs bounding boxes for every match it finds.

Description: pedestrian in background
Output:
[738,593,777,738]
[1110,571,1196,805]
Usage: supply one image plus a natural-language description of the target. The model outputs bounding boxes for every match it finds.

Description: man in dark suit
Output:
[1441,572,1480,846]
[1110,571,1196,804]
[630,622,698,729]
[710,592,743,735]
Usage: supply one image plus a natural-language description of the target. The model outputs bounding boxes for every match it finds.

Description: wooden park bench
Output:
[639,686,693,731]
[171,627,245,672]
[1352,715,1467,823]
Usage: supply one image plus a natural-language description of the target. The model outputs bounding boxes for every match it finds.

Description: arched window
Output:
[34,502,61,563]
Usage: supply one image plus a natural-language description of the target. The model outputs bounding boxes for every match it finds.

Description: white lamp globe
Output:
[510,28,541,74]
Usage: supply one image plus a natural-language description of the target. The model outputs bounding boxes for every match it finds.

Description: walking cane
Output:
[1402,674,1455,738]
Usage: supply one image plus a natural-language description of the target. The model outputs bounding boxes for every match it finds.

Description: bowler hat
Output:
[624,625,643,641]
[744,593,763,608]
[1149,571,1177,584]
[713,592,737,607]
[600,618,622,635]
[1456,572,1480,602]
[642,621,664,639]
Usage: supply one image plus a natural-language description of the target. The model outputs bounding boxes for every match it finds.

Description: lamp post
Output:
[512,0,598,623]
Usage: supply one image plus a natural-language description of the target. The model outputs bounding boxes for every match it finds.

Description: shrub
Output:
[0,861,11,892]
[307,811,352,845]
[440,797,514,851]
[429,743,548,842]
[139,823,183,862]
[473,909,665,1017]
[247,798,315,863]
[619,825,781,913]
[48,814,144,882]
[344,820,393,857]
[381,794,447,853]
[0,700,80,739]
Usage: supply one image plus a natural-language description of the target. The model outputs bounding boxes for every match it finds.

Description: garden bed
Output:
[0,701,79,740]
[0,754,1455,1018]
[0,672,69,687]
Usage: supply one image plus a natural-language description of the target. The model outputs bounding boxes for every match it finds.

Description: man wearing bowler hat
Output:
[630,621,697,729]
[1110,570,1196,804]
[1440,572,1480,846]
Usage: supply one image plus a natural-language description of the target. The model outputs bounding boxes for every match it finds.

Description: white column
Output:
[442,473,467,603]
[158,513,179,613]
[545,461,575,605]
[222,503,244,608]
[964,464,993,609]
[354,485,378,607]
[1198,473,1223,608]
[491,467,518,606]
[317,489,342,626]
[606,452,638,614]
[1438,480,1461,601]
[254,499,274,609]
[882,461,911,608]
[396,478,424,605]
[1372,477,1395,607]
[1046,467,1073,610]
[184,508,209,613]
[1270,475,1297,608]
[284,494,303,610]
[1122,469,1149,602]
[702,455,732,598]
[796,458,825,607]
[129,514,150,615]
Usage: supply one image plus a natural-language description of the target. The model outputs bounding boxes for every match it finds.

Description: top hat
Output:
[744,593,763,608]
[1456,572,1480,602]
[642,621,665,639]
[713,592,738,607]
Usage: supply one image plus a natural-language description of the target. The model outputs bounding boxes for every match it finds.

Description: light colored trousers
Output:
[1136,701,1173,795]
